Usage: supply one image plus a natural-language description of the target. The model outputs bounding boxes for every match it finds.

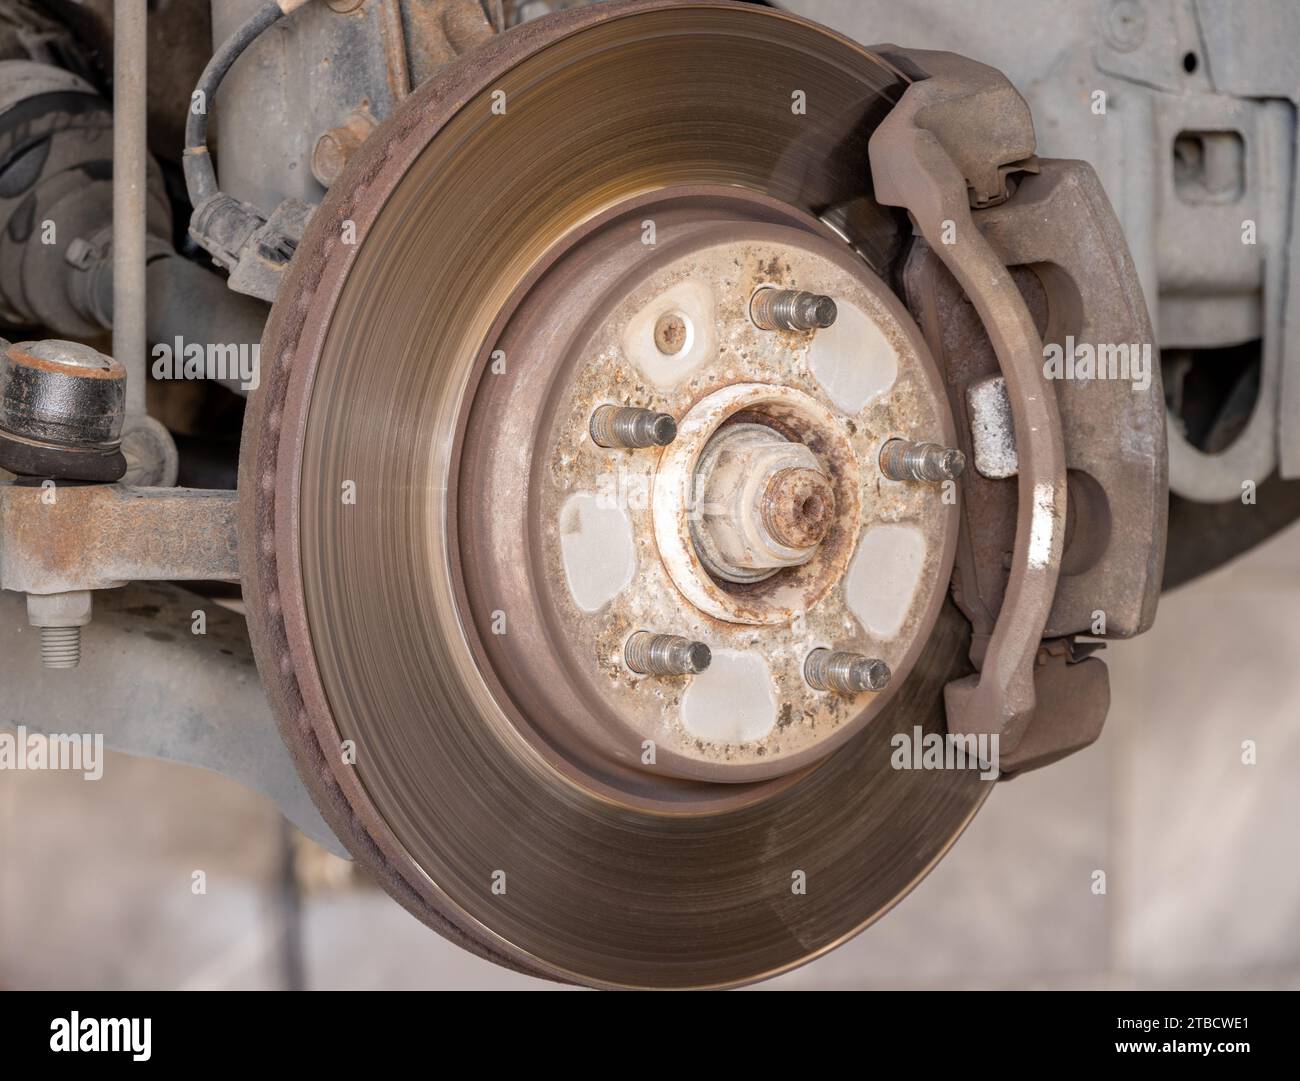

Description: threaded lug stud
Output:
[879,438,966,483]
[804,648,891,694]
[590,405,677,449]
[41,626,82,669]
[624,632,711,677]
[749,288,838,332]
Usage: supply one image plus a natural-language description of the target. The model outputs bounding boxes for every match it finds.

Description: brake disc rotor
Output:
[242,0,992,989]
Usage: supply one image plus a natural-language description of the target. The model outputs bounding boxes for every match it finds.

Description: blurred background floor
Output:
[3,521,1298,991]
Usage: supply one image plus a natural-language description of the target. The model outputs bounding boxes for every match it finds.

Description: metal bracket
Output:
[0,484,238,595]
[869,49,1067,754]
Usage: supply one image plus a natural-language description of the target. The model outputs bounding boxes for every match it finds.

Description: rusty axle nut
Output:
[804,649,891,694]
[879,438,966,483]
[761,467,835,549]
[624,632,711,677]
[749,288,837,332]
[589,404,677,449]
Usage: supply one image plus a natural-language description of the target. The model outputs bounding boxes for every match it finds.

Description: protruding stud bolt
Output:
[26,590,92,671]
[625,632,711,677]
[590,405,677,449]
[804,649,891,694]
[750,288,838,332]
[879,438,966,483]
[41,626,82,670]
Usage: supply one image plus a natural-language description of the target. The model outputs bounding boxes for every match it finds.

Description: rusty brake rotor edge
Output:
[240,0,993,989]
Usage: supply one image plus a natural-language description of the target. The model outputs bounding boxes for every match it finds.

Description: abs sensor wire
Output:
[182,0,312,209]
[181,1,313,273]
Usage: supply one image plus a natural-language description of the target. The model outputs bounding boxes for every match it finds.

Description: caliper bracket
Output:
[868,49,1166,771]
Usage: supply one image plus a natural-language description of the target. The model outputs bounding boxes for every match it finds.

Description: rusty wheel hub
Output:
[242,0,992,989]
[466,205,959,787]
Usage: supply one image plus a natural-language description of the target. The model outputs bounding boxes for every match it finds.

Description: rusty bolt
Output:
[311,110,377,188]
[692,423,831,582]
[625,632,711,677]
[589,404,676,449]
[653,312,690,355]
[879,438,966,483]
[804,649,891,694]
[750,288,837,332]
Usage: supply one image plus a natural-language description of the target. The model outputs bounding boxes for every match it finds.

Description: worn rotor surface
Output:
[242,0,992,988]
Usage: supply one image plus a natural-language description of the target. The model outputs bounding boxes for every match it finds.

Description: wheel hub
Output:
[467,209,959,784]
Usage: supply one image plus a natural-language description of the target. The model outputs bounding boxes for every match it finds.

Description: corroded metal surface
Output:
[651,381,866,627]
[489,222,961,783]
[0,484,238,594]
[0,340,127,481]
[242,0,992,989]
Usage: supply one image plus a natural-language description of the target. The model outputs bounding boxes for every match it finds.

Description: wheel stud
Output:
[804,648,891,694]
[625,632,711,677]
[589,405,677,449]
[879,438,966,483]
[750,288,837,331]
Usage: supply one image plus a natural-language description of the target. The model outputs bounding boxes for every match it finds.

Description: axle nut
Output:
[762,467,835,549]
[692,423,834,583]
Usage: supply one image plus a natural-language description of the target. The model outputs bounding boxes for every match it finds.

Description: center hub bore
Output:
[653,380,861,627]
